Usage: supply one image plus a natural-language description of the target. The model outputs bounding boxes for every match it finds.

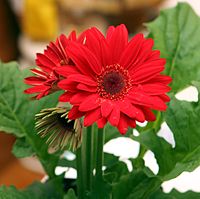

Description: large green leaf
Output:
[134,93,200,180]
[112,170,161,199]
[0,62,60,177]
[0,177,63,199]
[104,161,129,184]
[12,137,35,158]
[134,130,175,176]
[147,3,200,92]
[164,96,200,179]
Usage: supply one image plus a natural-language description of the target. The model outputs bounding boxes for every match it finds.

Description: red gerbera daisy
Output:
[57,24,171,134]
[24,31,85,99]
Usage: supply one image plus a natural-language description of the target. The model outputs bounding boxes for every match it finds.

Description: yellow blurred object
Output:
[23,0,58,41]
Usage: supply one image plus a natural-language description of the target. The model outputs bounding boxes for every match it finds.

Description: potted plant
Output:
[1,3,200,199]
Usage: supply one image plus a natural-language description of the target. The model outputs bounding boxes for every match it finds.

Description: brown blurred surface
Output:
[0,133,43,189]
[0,0,19,62]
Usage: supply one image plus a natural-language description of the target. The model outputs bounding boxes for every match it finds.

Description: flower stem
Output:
[95,128,104,180]
[85,126,93,191]
[76,147,84,199]
[76,126,94,199]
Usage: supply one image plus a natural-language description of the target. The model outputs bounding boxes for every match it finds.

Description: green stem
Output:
[95,128,104,180]
[138,144,146,158]
[137,111,163,159]
[152,111,162,132]
[76,147,84,199]
[76,126,94,199]
[85,126,93,191]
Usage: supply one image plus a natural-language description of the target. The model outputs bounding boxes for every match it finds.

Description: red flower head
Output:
[24,31,85,99]
[58,24,172,134]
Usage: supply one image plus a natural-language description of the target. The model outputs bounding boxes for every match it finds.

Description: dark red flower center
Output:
[97,64,132,100]
[103,72,125,95]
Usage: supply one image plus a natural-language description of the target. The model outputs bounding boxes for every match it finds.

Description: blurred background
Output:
[0,0,200,192]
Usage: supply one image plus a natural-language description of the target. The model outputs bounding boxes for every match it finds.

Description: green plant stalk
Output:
[85,126,93,191]
[137,111,163,159]
[76,147,84,199]
[76,126,94,199]
[95,128,104,180]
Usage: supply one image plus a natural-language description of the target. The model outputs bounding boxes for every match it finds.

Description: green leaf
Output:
[64,189,77,199]
[104,161,129,184]
[0,177,64,199]
[104,153,119,168]
[12,137,35,158]
[91,178,111,199]
[147,3,200,92]
[192,81,200,100]
[0,62,60,177]
[104,123,133,143]
[150,189,200,199]
[112,170,161,199]
[134,94,200,180]
[164,96,200,179]
[134,130,175,176]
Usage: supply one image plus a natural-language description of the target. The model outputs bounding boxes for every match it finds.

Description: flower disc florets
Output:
[97,64,132,100]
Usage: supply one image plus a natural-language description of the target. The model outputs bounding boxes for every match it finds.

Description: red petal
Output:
[44,45,61,65]
[140,107,156,121]
[132,59,166,84]
[128,91,167,111]
[146,50,160,61]
[101,101,113,118]
[108,106,120,126]
[141,84,171,95]
[36,53,56,71]
[119,100,136,118]
[68,106,84,120]
[58,79,78,92]
[55,66,79,77]
[59,92,72,102]
[106,26,115,40]
[66,41,102,76]
[159,94,170,102]
[70,92,89,104]
[119,101,145,122]
[49,41,64,61]
[63,74,97,86]
[85,27,105,64]
[84,108,101,126]
[24,85,48,94]
[117,114,128,135]
[30,69,47,78]
[126,117,136,128]
[108,24,128,63]
[24,76,45,86]
[79,94,99,111]
[77,83,96,92]
[97,117,107,128]
[129,38,154,68]
[68,31,77,41]
[56,34,69,60]
[77,30,87,43]
[119,33,144,69]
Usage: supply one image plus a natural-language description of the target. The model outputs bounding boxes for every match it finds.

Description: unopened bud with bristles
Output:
[35,107,82,151]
